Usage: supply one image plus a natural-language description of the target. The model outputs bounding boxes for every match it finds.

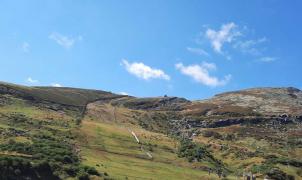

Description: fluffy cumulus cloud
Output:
[175,62,231,87]
[205,22,241,53]
[51,83,62,87]
[121,59,170,80]
[26,77,39,84]
[49,32,82,49]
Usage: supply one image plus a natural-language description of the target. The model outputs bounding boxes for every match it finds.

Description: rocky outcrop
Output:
[168,115,302,135]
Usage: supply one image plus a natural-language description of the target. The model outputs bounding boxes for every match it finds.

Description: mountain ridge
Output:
[1,81,301,107]
[0,81,302,179]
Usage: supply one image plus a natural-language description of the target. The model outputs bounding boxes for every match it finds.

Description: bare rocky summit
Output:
[185,87,302,118]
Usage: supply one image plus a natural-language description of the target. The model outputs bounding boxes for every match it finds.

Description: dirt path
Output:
[128,129,153,159]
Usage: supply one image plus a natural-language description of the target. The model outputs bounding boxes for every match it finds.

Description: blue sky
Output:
[0,0,301,99]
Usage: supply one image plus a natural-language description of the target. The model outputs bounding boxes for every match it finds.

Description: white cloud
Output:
[121,59,170,80]
[233,37,267,56]
[175,62,231,87]
[258,56,277,62]
[22,42,30,53]
[205,22,241,53]
[200,23,277,62]
[26,77,39,84]
[51,83,62,87]
[49,32,82,49]
[118,92,129,95]
[186,47,209,56]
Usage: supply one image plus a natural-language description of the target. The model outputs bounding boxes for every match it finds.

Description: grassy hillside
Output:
[0,82,301,179]
[0,81,121,107]
[83,98,302,179]
[0,94,106,179]
[77,104,233,180]
[76,121,217,180]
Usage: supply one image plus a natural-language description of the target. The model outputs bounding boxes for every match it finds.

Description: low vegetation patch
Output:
[177,139,228,176]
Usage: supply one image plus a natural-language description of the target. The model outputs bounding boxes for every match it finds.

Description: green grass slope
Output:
[0,81,122,107]
[0,94,107,179]
[0,82,301,180]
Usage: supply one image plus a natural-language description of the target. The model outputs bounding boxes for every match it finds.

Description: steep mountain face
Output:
[0,82,301,180]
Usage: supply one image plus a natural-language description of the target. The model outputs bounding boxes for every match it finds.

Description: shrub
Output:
[78,171,89,180]
[178,139,213,162]
[266,168,295,180]
[64,166,78,177]
[63,155,74,163]
[177,139,228,175]
[80,165,100,176]
[75,117,82,125]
